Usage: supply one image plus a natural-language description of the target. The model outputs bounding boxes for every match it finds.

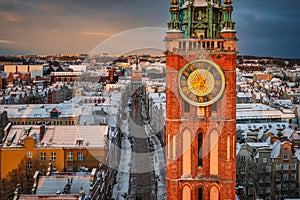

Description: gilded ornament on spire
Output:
[171,0,178,5]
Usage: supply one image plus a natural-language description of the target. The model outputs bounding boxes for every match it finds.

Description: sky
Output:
[0,0,299,58]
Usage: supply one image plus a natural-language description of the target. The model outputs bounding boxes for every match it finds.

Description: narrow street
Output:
[127,85,156,200]
[111,83,165,200]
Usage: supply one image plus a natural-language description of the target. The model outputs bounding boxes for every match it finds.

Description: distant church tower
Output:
[165,0,237,199]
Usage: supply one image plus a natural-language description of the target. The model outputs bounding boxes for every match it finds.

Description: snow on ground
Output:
[112,120,132,200]
[145,124,166,200]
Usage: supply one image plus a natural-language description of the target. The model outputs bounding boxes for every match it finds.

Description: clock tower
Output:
[165,0,237,199]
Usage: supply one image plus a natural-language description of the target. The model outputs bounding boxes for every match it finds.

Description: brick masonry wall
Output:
[166,39,237,199]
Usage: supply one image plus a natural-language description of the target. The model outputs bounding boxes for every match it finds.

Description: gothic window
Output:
[182,185,191,200]
[210,186,219,200]
[210,130,219,175]
[198,188,203,200]
[198,133,203,167]
[183,129,191,175]
[172,135,176,160]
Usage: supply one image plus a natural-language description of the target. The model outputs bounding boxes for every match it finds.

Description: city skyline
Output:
[0,0,299,58]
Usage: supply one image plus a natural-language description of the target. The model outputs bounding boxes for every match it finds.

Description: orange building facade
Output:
[165,0,237,199]
[0,125,107,179]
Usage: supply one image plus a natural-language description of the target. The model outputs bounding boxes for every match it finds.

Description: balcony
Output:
[172,39,236,54]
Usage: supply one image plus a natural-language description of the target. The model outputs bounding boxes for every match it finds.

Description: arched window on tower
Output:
[210,130,219,175]
[182,185,191,200]
[198,133,203,167]
[227,135,230,161]
[183,129,191,175]
[210,186,219,200]
[198,187,203,200]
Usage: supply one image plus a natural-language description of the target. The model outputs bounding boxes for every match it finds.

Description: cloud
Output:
[233,0,300,58]
[80,31,111,37]
[0,40,14,44]
[0,12,22,23]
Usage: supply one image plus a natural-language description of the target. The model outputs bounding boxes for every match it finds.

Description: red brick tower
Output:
[165,0,237,199]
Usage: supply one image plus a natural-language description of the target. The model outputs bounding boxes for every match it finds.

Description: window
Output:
[283,154,288,160]
[263,158,267,163]
[291,173,296,180]
[26,151,32,159]
[241,156,246,162]
[265,166,271,173]
[27,162,32,170]
[40,152,46,161]
[276,164,281,170]
[67,152,73,161]
[290,163,296,170]
[266,187,270,193]
[50,111,58,119]
[50,152,56,161]
[283,173,288,180]
[189,41,192,50]
[276,184,281,190]
[282,183,287,190]
[67,165,73,172]
[265,176,271,183]
[212,103,217,112]
[240,167,245,174]
[283,163,289,170]
[198,133,202,167]
[182,41,186,49]
[40,166,46,175]
[198,188,203,200]
[77,152,84,161]
[275,174,281,181]
[184,101,190,113]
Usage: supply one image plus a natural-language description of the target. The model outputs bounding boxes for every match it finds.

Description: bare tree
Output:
[0,156,39,200]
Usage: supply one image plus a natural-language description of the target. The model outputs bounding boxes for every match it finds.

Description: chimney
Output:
[40,125,45,141]
[270,136,277,144]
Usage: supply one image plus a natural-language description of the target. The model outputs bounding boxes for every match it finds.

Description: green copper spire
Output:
[168,0,181,30]
[168,0,235,38]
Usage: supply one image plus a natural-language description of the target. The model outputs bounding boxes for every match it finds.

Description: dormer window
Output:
[76,139,84,146]
[50,108,60,119]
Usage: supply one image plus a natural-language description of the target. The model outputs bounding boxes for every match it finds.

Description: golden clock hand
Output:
[203,66,211,79]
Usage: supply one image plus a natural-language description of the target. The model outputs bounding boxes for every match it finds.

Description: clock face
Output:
[178,59,225,106]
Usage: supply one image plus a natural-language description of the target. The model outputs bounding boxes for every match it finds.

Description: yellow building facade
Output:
[0,125,107,179]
